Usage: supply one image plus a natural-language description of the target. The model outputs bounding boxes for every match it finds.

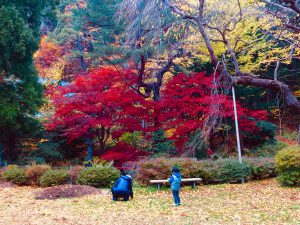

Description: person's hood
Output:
[121,175,132,180]
[172,166,180,172]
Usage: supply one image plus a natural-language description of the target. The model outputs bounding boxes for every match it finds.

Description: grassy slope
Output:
[0,179,299,225]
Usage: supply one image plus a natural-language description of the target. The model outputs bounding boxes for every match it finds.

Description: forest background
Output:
[0,0,300,167]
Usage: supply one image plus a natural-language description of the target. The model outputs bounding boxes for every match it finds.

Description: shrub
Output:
[136,158,173,185]
[275,146,300,187]
[6,165,19,170]
[84,157,114,167]
[15,156,46,166]
[256,121,276,140]
[195,160,223,184]
[244,157,276,180]
[282,130,298,141]
[136,158,211,185]
[213,159,250,183]
[76,166,120,188]
[243,121,276,146]
[39,170,69,187]
[136,157,275,185]
[2,166,27,185]
[199,159,251,183]
[245,141,288,157]
[69,165,84,184]
[26,164,51,185]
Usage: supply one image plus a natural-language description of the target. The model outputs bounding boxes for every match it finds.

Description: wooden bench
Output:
[150,178,202,190]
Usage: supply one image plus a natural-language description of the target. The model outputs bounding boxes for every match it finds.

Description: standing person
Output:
[111,171,133,201]
[169,166,182,206]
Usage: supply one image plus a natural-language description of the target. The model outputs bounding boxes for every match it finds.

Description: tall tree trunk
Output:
[238,129,244,155]
[85,137,94,167]
[6,135,16,163]
[96,127,110,155]
[85,129,94,163]
[208,133,215,153]
[99,127,105,154]
[0,143,3,166]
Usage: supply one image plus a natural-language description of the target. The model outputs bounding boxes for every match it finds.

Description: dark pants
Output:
[111,188,130,201]
[172,189,181,205]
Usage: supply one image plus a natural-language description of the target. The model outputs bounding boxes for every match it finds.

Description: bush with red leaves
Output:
[101,142,150,169]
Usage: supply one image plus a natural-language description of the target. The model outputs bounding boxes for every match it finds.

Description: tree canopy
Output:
[0,0,45,162]
[2,0,300,164]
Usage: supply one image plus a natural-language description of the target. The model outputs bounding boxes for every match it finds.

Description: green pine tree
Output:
[151,129,177,156]
[0,1,44,162]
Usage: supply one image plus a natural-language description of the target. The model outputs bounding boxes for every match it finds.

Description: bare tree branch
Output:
[274,43,296,79]
[234,72,300,111]
[162,0,198,20]
[282,0,300,14]
[223,0,243,33]
[261,0,297,14]
[286,23,300,32]
[197,0,218,67]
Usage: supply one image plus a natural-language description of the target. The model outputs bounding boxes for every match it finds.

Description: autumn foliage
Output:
[157,72,267,152]
[34,37,64,78]
[101,142,150,168]
[47,67,150,149]
[48,68,268,162]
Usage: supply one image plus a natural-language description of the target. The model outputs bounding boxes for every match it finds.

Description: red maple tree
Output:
[157,72,267,153]
[47,67,151,153]
[48,68,268,160]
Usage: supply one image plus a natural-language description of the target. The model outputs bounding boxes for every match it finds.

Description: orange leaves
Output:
[34,37,66,83]
[35,37,64,70]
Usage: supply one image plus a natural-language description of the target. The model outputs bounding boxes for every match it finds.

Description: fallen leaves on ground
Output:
[0,179,299,225]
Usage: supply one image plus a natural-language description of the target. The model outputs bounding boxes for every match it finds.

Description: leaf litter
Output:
[0,179,299,225]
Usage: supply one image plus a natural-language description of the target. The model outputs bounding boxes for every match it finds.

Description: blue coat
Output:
[169,172,181,191]
[112,175,133,194]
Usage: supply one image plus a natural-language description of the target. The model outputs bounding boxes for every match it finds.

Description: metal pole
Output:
[232,86,242,164]
[232,86,244,183]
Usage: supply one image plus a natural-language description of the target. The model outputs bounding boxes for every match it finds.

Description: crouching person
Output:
[111,171,133,201]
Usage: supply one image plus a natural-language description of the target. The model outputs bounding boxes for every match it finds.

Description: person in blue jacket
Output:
[169,166,182,206]
[111,171,133,201]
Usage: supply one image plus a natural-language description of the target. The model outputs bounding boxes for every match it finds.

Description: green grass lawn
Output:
[0,179,299,225]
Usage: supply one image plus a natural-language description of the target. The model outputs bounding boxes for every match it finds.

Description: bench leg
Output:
[191,182,196,189]
[157,184,160,190]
